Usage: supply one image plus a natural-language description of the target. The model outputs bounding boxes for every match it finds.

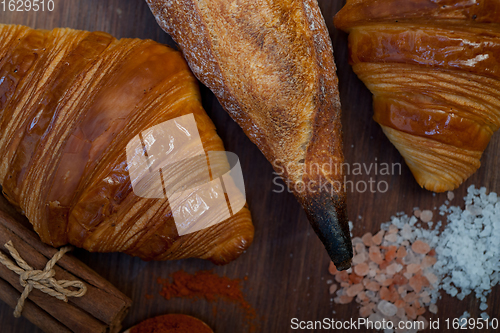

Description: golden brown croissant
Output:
[335,0,500,192]
[146,0,353,269]
[0,24,254,264]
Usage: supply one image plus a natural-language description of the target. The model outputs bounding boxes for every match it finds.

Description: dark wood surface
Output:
[0,1,498,332]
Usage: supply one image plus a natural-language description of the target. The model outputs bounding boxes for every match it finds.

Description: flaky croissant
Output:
[0,24,254,264]
[146,0,353,269]
[335,0,500,192]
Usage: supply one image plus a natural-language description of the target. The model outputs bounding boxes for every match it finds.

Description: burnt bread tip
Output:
[146,0,353,269]
[301,192,353,271]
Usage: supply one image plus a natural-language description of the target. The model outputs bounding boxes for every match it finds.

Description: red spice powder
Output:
[130,314,213,333]
[157,270,257,332]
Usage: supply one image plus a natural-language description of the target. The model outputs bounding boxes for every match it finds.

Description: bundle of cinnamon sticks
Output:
[0,194,132,333]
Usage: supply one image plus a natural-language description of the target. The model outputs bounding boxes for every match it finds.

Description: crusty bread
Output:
[146,0,352,269]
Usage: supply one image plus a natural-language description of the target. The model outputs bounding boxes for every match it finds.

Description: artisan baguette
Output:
[146,0,353,269]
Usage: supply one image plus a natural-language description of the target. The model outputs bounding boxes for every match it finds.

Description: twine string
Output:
[0,240,87,317]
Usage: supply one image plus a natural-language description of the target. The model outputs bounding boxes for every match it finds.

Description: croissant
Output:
[0,24,254,264]
[146,0,353,269]
[335,0,500,192]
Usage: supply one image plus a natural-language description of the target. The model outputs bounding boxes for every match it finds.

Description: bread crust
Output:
[147,0,353,269]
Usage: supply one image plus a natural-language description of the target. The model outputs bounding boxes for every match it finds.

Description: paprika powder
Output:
[130,314,213,333]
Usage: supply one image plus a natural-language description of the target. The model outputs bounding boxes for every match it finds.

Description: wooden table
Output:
[1,1,498,332]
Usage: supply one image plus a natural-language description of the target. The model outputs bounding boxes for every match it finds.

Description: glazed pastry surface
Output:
[0,24,254,264]
[335,0,500,192]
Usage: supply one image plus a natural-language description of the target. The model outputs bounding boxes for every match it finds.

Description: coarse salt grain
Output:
[419,210,433,223]
[433,186,499,319]
[326,185,499,332]
[378,300,398,317]
[354,262,369,276]
[329,284,337,295]
[411,240,430,254]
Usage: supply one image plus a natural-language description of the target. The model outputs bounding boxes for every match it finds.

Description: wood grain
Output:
[0,1,498,332]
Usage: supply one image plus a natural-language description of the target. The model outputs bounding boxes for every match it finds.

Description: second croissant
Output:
[335,0,500,192]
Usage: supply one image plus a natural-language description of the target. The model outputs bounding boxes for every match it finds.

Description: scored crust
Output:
[147,0,353,269]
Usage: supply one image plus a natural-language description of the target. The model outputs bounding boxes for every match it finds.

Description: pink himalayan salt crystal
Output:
[329,261,338,275]
[375,274,386,283]
[397,285,408,295]
[369,246,384,264]
[393,274,409,286]
[414,209,421,218]
[334,295,354,304]
[388,225,399,234]
[424,271,438,285]
[382,278,393,287]
[385,233,398,243]
[384,246,398,262]
[355,243,365,255]
[429,304,438,314]
[335,270,349,282]
[405,305,418,320]
[407,263,422,275]
[394,299,406,308]
[369,253,384,265]
[421,294,431,304]
[396,307,406,320]
[421,255,437,268]
[349,274,364,285]
[357,291,369,302]
[403,292,418,303]
[372,230,385,245]
[379,287,390,300]
[385,263,403,276]
[365,281,381,292]
[359,305,373,318]
[362,233,373,247]
[352,253,366,265]
[419,210,433,223]
[412,240,431,254]
[346,284,365,297]
[396,246,407,258]
[354,263,370,276]
[329,284,338,295]
[409,274,429,293]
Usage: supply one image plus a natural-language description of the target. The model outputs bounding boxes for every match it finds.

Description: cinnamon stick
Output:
[0,195,132,333]
[0,277,72,333]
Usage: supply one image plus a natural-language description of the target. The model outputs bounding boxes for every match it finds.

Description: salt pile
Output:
[327,185,500,332]
[435,186,500,319]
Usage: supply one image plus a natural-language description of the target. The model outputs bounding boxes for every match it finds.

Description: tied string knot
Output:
[0,240,87,317]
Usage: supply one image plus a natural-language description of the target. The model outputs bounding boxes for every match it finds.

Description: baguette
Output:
[146,0,352,269]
